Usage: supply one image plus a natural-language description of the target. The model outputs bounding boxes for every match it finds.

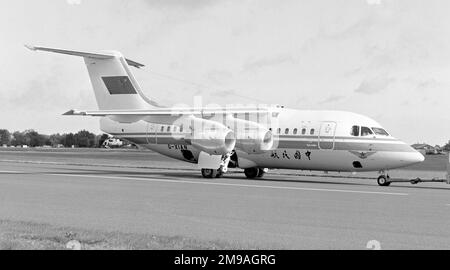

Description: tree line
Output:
[0,129,110,148]
[1,128,450,151]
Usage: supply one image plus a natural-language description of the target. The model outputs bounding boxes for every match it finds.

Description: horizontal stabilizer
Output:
[25,45,144,68]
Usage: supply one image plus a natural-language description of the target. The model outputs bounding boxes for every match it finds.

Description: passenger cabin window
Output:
[285,128,289,135]
[372,127,389,136]
[180,125,184,133]
[167,126,171,133]
[160,126,164,132]
[310,129,315,135]
[277,128,281,134]
[293,128,298,135]
[361,126,373,136]
[351,125,360,136]
[173,126,178,133]
[302,128,306,135]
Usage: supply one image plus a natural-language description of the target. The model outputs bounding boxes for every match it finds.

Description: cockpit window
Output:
[350,125,360,136]
[372,127,389,136]
[361,126,373,136]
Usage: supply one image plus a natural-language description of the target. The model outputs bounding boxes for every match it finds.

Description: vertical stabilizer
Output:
[26,45,162,110]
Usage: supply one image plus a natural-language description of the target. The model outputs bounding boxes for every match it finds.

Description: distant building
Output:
[411,143,443,155]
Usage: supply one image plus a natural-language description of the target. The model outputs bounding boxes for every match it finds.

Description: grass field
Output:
[0,220,246,250]
[0,148,447,250]
[0,147,193,170]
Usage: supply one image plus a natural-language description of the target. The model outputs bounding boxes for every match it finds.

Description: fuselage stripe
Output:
[117,136,413,152]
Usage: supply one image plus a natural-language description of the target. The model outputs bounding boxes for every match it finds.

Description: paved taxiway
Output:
[0,158,450,249]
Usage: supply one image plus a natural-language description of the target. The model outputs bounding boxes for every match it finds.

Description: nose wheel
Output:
[377,175,391,186]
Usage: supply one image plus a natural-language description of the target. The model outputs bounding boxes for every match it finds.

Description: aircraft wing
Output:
[63,106,282,117]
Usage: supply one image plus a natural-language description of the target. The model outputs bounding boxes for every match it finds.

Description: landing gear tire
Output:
[201,169,224,179]
[244,168,260,179]
[257,169,266,178]
[201,169,217,179]
[377,175,391,186]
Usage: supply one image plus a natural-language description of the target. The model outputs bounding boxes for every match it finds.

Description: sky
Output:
[0,0,449,145]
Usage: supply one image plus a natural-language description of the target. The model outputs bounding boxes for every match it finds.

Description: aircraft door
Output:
[146,123,157,145]
[318,122,336,150]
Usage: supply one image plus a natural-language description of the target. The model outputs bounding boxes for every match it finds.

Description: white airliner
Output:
[27,45,425,186]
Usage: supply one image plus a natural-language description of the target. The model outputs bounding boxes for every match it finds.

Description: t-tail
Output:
[25,45,162,110]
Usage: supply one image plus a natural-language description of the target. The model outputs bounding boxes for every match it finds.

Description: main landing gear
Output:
[200,151,268,180]
[200,152,232,179]
[201,168,223,178]
[244,168,267,179]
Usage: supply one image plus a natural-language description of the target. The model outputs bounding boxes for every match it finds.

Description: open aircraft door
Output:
[318,121,336,150]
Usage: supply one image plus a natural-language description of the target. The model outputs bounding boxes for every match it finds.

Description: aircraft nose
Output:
[416,151,425,163]
[406,148,425,164]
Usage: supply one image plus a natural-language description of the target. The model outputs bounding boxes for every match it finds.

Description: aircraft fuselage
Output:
[102,108,424,173]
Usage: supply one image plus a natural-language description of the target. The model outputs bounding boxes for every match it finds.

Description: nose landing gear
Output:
[377,175,391,186]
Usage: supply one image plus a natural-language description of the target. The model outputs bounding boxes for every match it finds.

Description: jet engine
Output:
[191,129,236,155]
[211,115,274,154]
[236,128,274,154]
[180,116,237,155]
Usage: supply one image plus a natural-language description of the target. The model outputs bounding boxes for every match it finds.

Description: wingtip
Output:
[63,109,88,116]
[62,109,75,116]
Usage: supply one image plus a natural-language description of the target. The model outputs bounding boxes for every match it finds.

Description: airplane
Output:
[26,45,425,186]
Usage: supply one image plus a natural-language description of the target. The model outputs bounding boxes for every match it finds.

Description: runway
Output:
[0,151,449,249]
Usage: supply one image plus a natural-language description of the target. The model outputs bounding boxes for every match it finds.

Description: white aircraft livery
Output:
[27,45,425,186]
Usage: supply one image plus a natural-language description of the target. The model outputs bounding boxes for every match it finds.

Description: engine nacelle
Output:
[212,115,274,154]
[178,116,236,155]
[191,129,236,155]
[236,129,274,154]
